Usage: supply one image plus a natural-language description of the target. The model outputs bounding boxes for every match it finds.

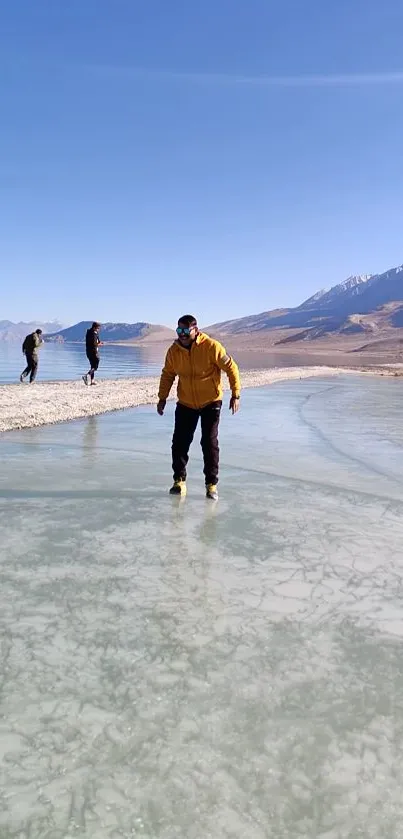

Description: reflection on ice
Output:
[1,376,403,837]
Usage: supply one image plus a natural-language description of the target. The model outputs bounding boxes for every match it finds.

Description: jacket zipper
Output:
[190,341,198,408]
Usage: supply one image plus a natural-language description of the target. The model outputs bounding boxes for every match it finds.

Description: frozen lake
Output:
[0,341,165,383]
[1,375,403,838]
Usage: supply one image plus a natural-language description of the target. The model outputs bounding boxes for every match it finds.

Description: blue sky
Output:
[1,0,403,327]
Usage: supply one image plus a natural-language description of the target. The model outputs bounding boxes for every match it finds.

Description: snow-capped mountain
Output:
[209,263,403,336]
[299,275,373,310]
[298,288,329,307]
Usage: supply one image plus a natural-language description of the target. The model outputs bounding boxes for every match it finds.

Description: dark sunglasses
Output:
[176,326,194,336]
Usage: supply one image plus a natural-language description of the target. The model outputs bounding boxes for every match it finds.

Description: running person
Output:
[20,329,43,383]
[157,315,241,500]
[83,322,102,385]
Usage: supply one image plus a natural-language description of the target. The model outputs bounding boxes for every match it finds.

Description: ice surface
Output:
[2,376,403,838]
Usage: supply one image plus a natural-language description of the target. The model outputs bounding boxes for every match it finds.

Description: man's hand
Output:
[229,396,240,415]
[157,399,166,416]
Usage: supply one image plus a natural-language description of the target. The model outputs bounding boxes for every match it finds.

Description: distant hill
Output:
[351,336,403,354]
[209,262,403,344]
[45,321,174,344]
[207,309,289,336]
[0,320,64,343]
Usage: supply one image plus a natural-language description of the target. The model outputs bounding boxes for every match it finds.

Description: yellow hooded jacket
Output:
[158,332,241,410]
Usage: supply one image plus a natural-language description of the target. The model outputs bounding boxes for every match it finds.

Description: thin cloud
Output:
[90,65,403,88]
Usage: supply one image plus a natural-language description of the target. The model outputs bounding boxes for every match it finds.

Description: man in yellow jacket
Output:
[157,314,241,500]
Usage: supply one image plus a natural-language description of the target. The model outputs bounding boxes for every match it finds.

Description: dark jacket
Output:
[22,332,42,355]
[86,328,100,357]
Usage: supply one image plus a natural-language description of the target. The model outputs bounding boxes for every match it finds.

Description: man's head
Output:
[35,329,43,336]
[92,321,101,332]
[176,315,198,347]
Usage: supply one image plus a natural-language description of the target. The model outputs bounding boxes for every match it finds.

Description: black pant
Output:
[172,401,222,485]
[21,353,38,383]
[86,354,99,381]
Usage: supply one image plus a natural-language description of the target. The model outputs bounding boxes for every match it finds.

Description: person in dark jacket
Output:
[82,322,102,385]
[20,329,43,383]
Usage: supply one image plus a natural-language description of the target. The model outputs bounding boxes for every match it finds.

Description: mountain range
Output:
[0,320,64,343]
[0,319,174,344]
[44,321,174,343]
[3,261,403,352]
[209,262,403,349]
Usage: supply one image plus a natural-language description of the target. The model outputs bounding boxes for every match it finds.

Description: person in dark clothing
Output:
[20,329,43,383]
[83,322,102,385]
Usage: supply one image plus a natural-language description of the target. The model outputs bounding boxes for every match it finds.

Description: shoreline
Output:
[0,365,399,434]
